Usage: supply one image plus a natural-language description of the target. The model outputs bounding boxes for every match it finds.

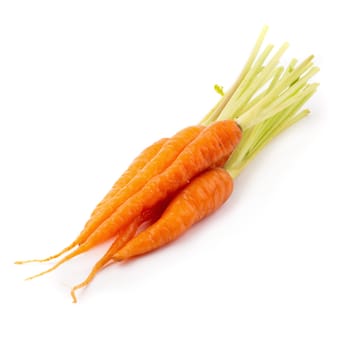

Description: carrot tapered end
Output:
[71,288,78,303]
[23,243,91,281]
[14,241,78,265]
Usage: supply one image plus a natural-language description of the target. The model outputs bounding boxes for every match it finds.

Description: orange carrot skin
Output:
[70,200,169,302]
[17,127,203,268]
[24,199,168,281]
[79,125,204,243]
[18,138,169,263]
[89,137,168,218]
[77,206,160,274]
[83,199,168,247]
[20,121,238,269]
[89,120,241,245]
[80,137,168,246]
[113,167,234,260]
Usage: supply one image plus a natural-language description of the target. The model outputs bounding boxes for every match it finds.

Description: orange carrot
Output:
[89,138,168,217]
[15,129,199,265]
[113,167,233,261]
[79,120,241,250]
[26,201,167,281]
[80,125,204,242]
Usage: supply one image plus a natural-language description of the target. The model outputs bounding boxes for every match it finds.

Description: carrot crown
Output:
[200,25,319,178]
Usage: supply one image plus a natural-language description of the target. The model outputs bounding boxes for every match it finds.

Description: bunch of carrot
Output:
[16,26,319,302]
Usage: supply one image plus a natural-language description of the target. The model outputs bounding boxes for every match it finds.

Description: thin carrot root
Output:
[15,241,78,265]
[25,242,92,280]
[71,203,168,302]
[15,138,170,267]
[70,254,114,303]
[70,220,140,302]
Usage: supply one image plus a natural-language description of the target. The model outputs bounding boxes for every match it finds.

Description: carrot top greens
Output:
[200,25,319,178]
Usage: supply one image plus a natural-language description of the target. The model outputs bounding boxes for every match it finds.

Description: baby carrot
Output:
[70,125,204,247]
[15,128,201,265]
[112,167,233,261]
[26,202,167,281]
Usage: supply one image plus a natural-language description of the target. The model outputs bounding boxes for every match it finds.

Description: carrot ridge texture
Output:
[14,136,173,264]
[70,203,167,302]
[89,137,168,217]
[114,167,233,261]
[79,125,204,243]
[15,138,168,264]
[82,120,241,246]
[70,168,233,302]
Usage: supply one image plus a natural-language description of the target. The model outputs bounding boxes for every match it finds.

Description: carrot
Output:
[77,119,241,249]
[26,201,167,281]
[79,125,204,239]
[112,167,233,262]
[15,128,199,265]
[15,138,168,265]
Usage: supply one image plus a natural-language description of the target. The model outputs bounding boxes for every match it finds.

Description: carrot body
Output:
[78,125,204,245]
[113,167,233,261]
[16,125,204,267]
[26,202,167,281]
[15,138,168,264]
[71,168,232,301]
[86,120,241,247]
[89,137,168,218]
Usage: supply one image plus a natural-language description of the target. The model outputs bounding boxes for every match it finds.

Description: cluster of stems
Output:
[200,26,319,178]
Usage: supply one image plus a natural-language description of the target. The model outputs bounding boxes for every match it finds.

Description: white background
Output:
[1,1,349,349]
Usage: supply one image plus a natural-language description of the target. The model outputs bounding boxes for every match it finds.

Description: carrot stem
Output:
[199,26,319,178]
[200,25,269,126]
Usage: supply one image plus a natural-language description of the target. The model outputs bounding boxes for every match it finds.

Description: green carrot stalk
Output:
[200,26,319,178]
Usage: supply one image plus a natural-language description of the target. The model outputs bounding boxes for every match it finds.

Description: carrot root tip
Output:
[14,261,25,265]
[71,289,78,303]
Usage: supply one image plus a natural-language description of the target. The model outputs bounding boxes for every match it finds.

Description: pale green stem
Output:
[236,66,284,116]
[218,43,289,122]
[230,44,275,101]
[198,27,319,179]
[200,25,269,126]
[252,82,319,128]
[235,56,316,129]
